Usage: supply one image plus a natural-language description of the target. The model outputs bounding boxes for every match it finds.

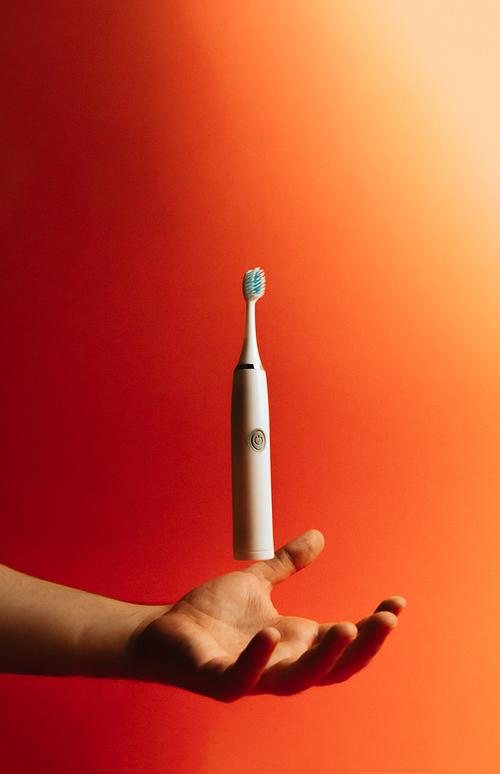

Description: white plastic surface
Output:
[237,300,261,367]
[231,367,274,561]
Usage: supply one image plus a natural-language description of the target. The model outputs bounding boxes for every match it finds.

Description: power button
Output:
[248,429,266,452]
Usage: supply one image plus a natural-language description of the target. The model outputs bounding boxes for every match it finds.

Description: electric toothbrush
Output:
[231,268,274,561]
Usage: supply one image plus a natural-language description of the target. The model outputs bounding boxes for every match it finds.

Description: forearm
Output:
[0,563,168,680]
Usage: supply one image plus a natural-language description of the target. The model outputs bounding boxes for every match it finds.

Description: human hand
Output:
[132,530,405,702]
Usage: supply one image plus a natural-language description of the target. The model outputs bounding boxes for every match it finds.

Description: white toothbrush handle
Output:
[231,367,274,561]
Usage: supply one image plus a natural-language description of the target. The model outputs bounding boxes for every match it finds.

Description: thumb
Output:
[247,530,325,588]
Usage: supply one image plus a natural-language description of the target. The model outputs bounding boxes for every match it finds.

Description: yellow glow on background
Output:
[1,1,499,772]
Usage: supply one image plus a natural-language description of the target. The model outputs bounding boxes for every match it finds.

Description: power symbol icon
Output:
[248,429,266,452]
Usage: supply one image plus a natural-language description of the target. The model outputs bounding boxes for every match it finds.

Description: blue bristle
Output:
[243,267,265,300]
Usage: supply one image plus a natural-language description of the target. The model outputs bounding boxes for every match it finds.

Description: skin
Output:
[133,530,406,702]
[0,530,404,702]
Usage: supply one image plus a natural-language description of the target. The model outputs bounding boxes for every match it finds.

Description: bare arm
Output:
[0,531,405,701]
[0,563,166,679]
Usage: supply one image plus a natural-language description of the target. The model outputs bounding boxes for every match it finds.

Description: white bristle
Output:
[242,267,266,301]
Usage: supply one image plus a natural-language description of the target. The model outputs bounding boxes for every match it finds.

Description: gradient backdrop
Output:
[1,1,500,772]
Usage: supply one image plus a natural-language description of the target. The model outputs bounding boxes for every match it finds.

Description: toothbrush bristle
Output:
[243,267,266,301]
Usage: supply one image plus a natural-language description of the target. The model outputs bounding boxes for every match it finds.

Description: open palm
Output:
[134,531,405,702]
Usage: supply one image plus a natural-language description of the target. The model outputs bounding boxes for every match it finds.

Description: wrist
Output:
[122,604,172,681]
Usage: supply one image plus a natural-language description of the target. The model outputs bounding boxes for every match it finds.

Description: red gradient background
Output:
[1,1,500,772]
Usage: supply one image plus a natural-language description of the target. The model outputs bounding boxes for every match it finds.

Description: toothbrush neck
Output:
[237,300,262,367]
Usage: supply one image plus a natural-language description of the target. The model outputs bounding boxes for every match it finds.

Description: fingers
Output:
[253,621,356,695]
[223,597,406,698]
[319,610,399,685]
[373,596,407,617]
[353,596,406,640]
[247,530,325,588]
[284,622,357,691]
[219,628,280,702]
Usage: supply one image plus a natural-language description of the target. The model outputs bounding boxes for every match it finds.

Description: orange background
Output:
[1,1,500,772]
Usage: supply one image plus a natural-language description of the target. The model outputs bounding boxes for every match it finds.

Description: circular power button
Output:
[248,429,266,452]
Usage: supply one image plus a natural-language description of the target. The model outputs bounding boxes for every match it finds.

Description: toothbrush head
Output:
[243,267,266,302]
